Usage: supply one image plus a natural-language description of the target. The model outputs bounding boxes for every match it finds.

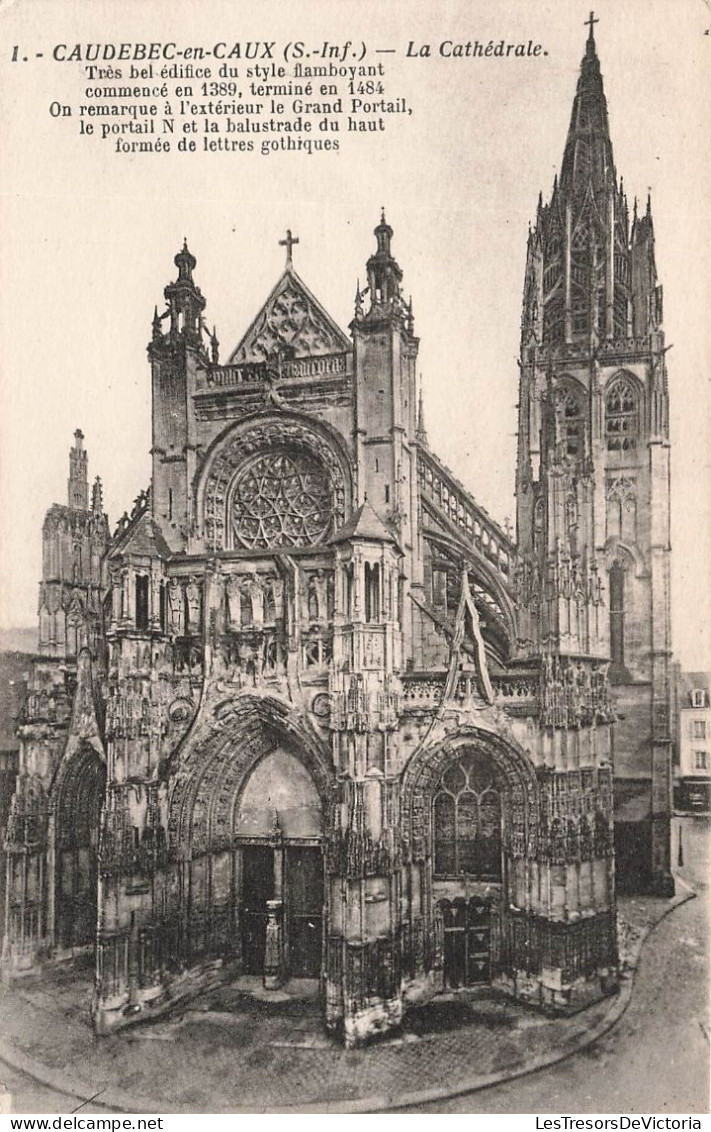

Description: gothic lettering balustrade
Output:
[401,672,540,715]
[400,675,445,712]
[542,337,652,366]
[198,352,350,392]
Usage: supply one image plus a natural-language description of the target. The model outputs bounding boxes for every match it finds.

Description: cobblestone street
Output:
[401,816,710,1113]
[0,816,706,1114]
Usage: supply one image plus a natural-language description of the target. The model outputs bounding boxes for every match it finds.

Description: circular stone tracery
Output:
[231,447,332,550]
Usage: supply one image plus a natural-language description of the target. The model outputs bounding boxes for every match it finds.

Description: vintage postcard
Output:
[0,0,708,1118]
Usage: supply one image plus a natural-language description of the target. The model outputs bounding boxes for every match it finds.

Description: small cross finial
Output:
[279,229,299,268]
[585,11,599,37]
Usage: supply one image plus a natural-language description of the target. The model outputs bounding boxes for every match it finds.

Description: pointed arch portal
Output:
[54,745,106,951]
[402,728,539,991]
[167,697,332,981]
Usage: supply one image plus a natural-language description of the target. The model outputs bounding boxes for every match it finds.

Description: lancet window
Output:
[556,387,584,460]
[606,378,639,452]
[433,751,502,880]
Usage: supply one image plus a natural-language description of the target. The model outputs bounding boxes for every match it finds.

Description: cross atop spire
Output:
[279,229,299,269]
[585,11,599,38]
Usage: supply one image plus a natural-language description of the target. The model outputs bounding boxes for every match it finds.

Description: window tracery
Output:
[433,751,502,880]
[230,447,332,550]
[606,377,638,451]
[555,387,584,460]
[606,476,637,543]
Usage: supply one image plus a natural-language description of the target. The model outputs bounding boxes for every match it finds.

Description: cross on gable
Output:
[279,229,299,268]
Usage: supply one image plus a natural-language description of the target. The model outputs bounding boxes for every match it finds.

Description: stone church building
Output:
[2,23,673,1046]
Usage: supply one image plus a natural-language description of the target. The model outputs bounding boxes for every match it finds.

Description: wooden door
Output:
[241,846,274,974]
[285,847,323,978]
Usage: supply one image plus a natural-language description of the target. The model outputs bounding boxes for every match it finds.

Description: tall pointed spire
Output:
[416,379,428,445]
[68,429,88,511]
[91,476,104,516]
[559,13,614,200]
[522,16,635,348]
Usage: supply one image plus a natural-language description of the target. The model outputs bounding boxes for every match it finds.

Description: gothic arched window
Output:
[570,226,590,337]
[230,446,332,550]
[543,293,564,345]
[544,232,562,295]
[364,562,381,623]
[606,377,639,452]
[609,561,626,671]
[433,751,502,880]
[556,387,584,460]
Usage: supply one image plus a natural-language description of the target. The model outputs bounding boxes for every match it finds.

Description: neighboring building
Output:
[674,672,711,812]
[2,22,673,1046]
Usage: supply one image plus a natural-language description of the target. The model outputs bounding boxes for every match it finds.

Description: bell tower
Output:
[515,15,673,895]
[352,214,423,659]
[148,240,209,553]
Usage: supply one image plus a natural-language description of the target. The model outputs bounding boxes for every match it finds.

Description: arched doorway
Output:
[167,695,334,981]
[235,747,324,979]
[54,745,106,952]
[431,747,504,989]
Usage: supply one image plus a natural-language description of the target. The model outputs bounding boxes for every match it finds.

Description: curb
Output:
[0,879,697,1115]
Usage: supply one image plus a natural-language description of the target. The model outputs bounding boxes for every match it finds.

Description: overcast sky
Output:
[0,0,708,669]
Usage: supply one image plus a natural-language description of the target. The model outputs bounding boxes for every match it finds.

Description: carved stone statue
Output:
[185,578,201,633]
[167,578,185,635]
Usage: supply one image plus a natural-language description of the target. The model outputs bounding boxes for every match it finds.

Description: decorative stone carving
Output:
[202,420,349,552]
[230,273,349,364]
[185,578,202,633]
[167,578,185,635]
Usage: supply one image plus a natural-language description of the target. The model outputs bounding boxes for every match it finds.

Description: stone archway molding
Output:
[167,691,335,857]
[400,722,539,864]
[194,411,356,551]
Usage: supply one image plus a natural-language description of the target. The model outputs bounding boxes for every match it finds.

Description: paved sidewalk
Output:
[0,886,694,1114]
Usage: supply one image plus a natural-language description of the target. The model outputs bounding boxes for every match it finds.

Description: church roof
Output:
[110,510,172,560]
[228,265,351,365]
[331,499,399,548]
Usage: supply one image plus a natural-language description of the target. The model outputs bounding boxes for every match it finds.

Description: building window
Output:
[364,562,381,623]
[135,576,150,631]
[556,389,584,460]
[159,583,167,633]
[692,689,707,709]
[230,446,332,550]
[606,378,638,452]
[433,750,502,880]
[693,751,708,771]
[609,562,625,669]
[692,720,707,740]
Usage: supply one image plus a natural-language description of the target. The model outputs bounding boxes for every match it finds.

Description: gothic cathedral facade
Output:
[2,24,673,1046]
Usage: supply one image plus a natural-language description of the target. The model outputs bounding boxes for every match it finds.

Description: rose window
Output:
[230,447,332,549]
